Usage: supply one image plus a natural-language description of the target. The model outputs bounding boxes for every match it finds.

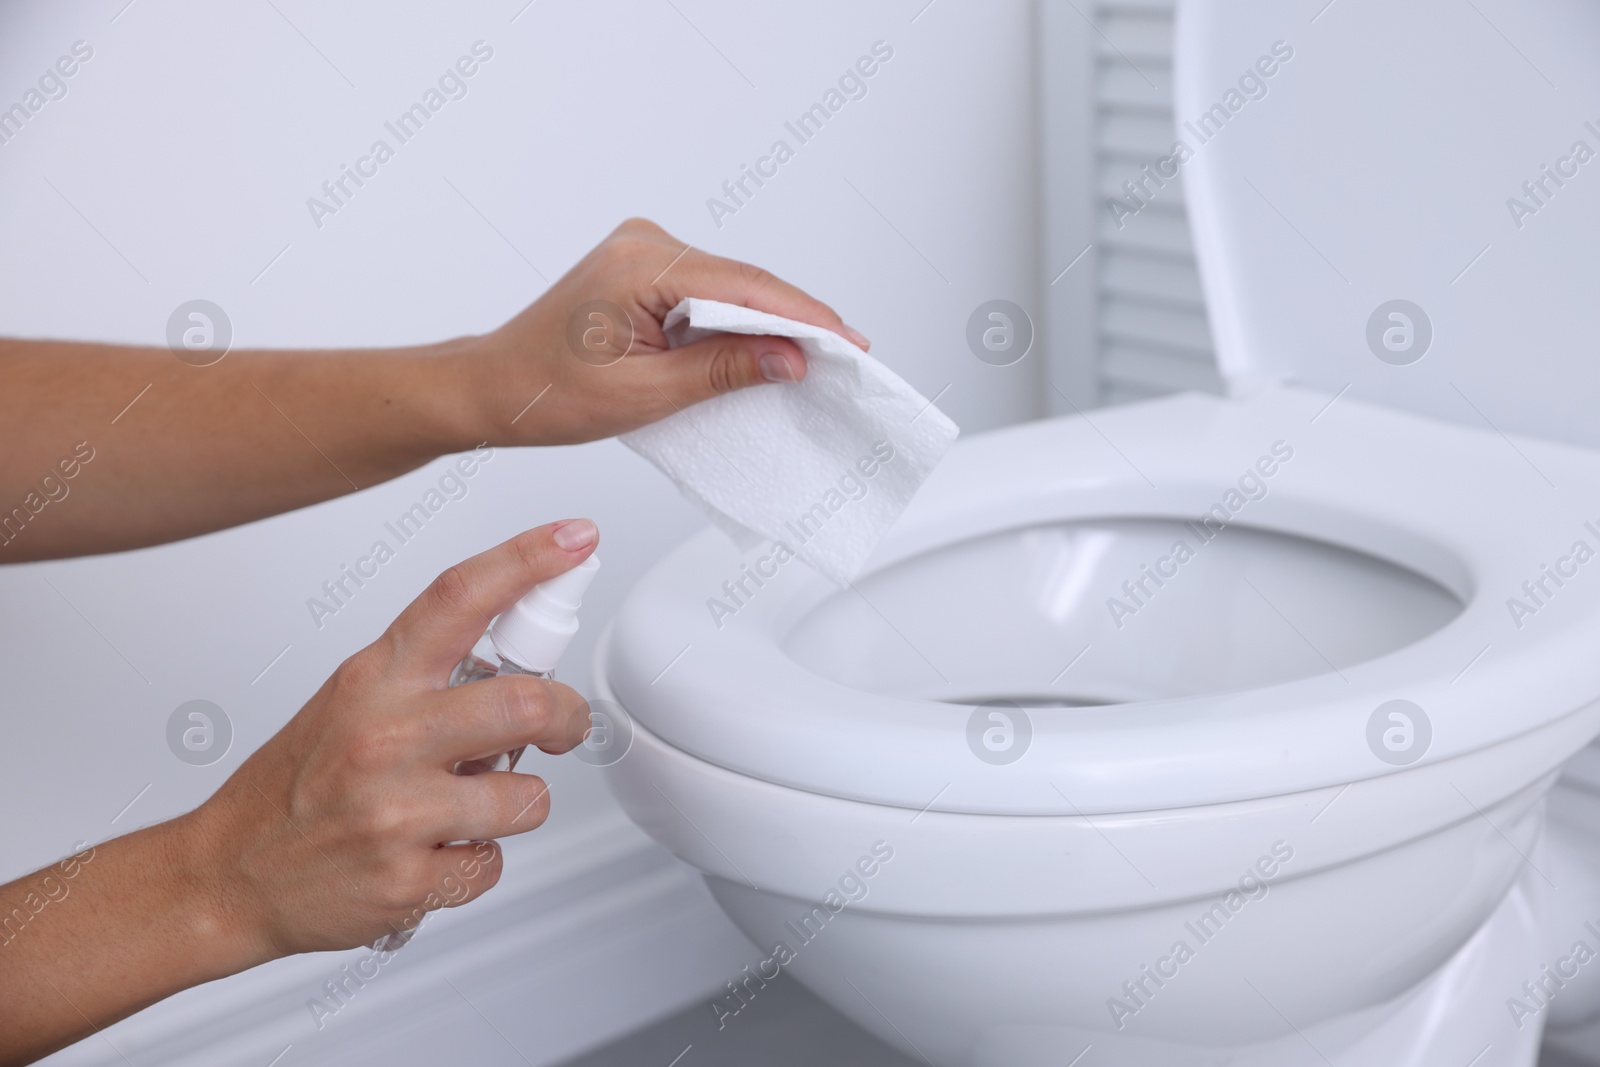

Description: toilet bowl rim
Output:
[601,389,1600,814]
[595,676,1583,922]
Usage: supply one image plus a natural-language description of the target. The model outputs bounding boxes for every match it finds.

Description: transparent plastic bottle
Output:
[371,554,600,950]
[445,656,545,775]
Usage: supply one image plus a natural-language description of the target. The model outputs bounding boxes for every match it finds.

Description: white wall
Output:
[0,1,1040,1062]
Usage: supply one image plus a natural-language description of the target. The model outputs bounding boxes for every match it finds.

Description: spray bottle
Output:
[447,554,601,775]
[371,554,600,951]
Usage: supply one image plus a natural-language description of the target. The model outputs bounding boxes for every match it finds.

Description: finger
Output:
[437,772,555,842]
[420,675,590,766]
[629,331,809,413]
[422,840,505,911]
[667,253,870,351]
[369,840,503,944]
[383,521,598,681]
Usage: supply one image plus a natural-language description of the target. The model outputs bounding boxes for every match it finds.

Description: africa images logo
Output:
[1105,441,1294,629]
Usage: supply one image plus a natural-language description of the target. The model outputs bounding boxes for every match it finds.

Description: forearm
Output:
[0,815,263,1066]
[0,337,486,561]
[0,220,857,562]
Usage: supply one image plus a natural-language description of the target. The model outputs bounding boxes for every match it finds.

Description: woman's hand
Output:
[0,521,601,1062]
[183,519,598,961]
[0,216,857,560]
[468,217,870,446]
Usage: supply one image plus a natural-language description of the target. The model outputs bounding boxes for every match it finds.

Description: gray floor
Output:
[1545,1052,1592,1067]
[560,976,1584,1067]
[557,973,921,1067]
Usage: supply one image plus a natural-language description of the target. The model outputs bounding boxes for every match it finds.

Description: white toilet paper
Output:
[622,297,960,584]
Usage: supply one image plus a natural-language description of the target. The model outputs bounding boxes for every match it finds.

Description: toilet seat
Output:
[604,385,1600,816]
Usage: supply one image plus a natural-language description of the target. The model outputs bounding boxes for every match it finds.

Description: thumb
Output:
[650,332,808,405]
[382,519,599,681]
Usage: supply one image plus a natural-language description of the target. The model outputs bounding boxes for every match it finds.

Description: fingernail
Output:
[841,324,871,350]
[759,352,795,383]
[552,518,597,550]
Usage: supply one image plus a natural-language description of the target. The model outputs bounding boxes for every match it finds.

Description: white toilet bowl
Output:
[596,0,1600,1061]
[595,389,1600,1064]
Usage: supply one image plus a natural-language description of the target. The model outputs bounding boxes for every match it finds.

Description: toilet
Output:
[593,0,1600,1064]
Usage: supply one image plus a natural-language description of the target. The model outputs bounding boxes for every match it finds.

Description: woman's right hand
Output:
[181,519,600,966]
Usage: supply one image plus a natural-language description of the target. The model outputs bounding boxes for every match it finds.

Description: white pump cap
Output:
[489,555,600,673]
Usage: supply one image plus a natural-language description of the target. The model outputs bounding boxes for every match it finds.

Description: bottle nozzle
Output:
[489,555,600,673]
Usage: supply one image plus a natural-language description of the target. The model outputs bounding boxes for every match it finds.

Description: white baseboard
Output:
[41,814,757,1067]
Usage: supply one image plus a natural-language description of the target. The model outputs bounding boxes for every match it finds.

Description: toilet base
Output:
[1213,870,1544,1067]
[707,866,1546,1067]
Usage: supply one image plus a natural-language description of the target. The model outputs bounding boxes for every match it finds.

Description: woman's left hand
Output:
[466,217,870,446]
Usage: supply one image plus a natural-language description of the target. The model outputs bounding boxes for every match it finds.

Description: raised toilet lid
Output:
[1176,0,1600,447]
